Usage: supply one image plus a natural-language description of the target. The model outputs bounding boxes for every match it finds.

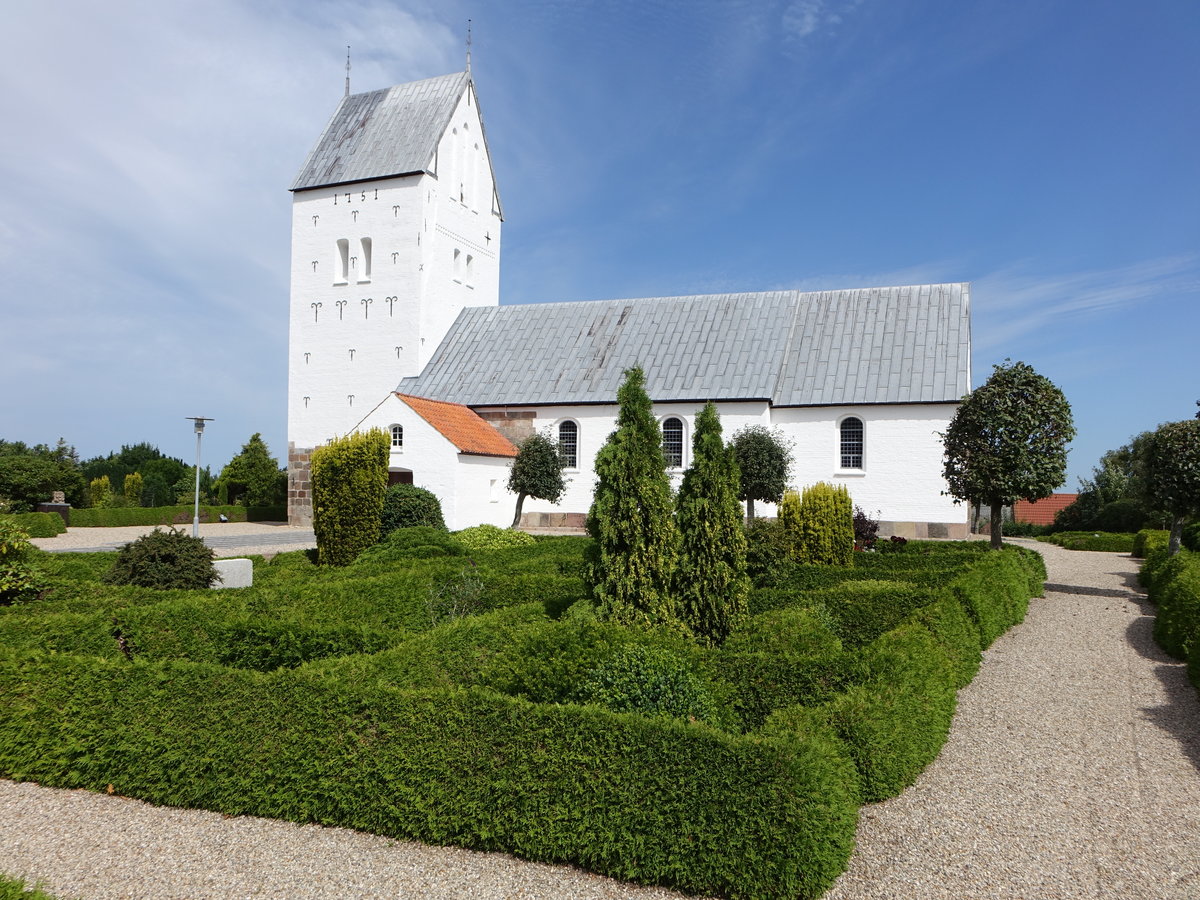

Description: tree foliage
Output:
[1143,419,1200,556]
[82,443,186,502]
[1054,431,1164,532]
[0,438,86,510]
[507,431,566,528]
[0,518,42,604]
[311,429,389,566]
[586,367,681,631]
[730,425,793,520]
[942,360,1075,549]
[216,433,286,507]
[674,402,749,645]
[380,483,445,535]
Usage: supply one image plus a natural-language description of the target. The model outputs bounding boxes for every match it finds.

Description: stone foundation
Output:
[876,520,969,540]
[475,409,536,446]
[287,443,314,527]
[518,511,588,534]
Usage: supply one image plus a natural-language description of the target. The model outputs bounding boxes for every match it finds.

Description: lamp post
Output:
[186,417,214,538]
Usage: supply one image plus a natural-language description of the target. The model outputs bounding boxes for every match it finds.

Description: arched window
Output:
[662,417,684,468]
[558,420,578,468]
[390,424,404,449]
[840,417,864,469]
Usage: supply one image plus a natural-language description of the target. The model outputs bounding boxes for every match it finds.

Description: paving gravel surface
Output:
[2,540,1199,898]
[30,522,316,559]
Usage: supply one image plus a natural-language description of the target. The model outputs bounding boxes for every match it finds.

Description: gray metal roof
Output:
[397,284,971,407]
[291,72,471,191]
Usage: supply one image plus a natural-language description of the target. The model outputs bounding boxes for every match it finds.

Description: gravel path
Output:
[30,522,316,559]
[2,541,1199,898]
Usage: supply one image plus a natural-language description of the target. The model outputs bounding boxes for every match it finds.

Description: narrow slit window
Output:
[840,417,864,469]
[452,248,462,282]
[336,239,349,283]
[662,417,684,468]
[359,237,372,281]
[465,253,474,287]
[558,421,578,469]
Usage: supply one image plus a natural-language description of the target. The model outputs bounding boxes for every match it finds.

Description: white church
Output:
[286,70,972,538]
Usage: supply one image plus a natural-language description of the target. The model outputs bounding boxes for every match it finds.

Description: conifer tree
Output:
[674,402,749,645]
[586,367,681,630]
[311,429,388,566]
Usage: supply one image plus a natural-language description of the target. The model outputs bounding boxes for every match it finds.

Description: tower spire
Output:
[344,45,351,97]
[466,19,472,73]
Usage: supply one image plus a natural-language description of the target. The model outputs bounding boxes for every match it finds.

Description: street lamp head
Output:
[186,416,214,435]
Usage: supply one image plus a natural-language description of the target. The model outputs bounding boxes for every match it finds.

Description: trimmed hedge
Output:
[68,506,287,527]
[0,650,861,900]
[946,549,1036,648]
[1132,529,1169,559]
[1039,531,1135,553]
[1,513,65,538]
[1147,551,1199,659]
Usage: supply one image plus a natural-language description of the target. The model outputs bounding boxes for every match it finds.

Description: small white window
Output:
[662,417,684,468]
[558,420,578,469]
[489,478,499,503]
[840,417,864,469]
[359,237,372,282]
[391,424,404,449]
[335,238,349,283]
[452,248,462,283]
[465,253,474,287]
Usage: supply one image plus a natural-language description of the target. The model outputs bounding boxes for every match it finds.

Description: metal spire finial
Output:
[466,19,472,73]
[345,45,351,97]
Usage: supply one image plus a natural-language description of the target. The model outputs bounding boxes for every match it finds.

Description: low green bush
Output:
[380,484,446,535]
[808,623,957,802]
[0,651,861,900]
[0,520,43,606]
[946,549,1032,648]
[353,527,465,567]
[1147,551,1198,656]
[68,506,285,527]
[1,513,65,538]
[103,528,219,590]
[1184,523,1200,553]
[723,606,843,658]
[808,580,936,647]
[455,524,536,551]
[577,643,726,725]
[744,518,791,586]
[1133,529,1169,559]
[215,621,399,671]
[1041,531,1135,553]
[710,649,854,732]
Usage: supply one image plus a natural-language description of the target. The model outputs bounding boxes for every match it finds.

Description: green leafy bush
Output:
[1041,531,1135,553]
[1133,529,1169,559]
[380,483,446,535]
[455,523,535,551]
[0,519,43,605]
[744,517,791,586]
[577,643,727,725]
[354,526,465,566]
[795,482,854,566]
[0,652,861,900]
[1,512,65,538]
[68,505,285,527]
[810,580,938,647]
[312,430,388,566]
[103,527,219,590]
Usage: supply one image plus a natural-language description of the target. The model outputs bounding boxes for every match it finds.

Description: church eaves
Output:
[291,71,472,192]
[396,284,971,408]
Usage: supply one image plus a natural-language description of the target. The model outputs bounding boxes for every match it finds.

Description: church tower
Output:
[286,71,503,524]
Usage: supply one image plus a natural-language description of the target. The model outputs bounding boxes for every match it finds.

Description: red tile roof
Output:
[397,394,519,458]
[1014,494,1078,525]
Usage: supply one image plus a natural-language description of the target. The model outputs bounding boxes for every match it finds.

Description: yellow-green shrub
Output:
[311,430,388,566]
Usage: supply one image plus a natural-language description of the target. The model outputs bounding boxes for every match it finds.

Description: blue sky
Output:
[1,0,1196,488]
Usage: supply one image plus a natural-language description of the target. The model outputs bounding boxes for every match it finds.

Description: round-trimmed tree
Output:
[942,360,1075,549]
[586,367,681,631]
[1143,419,1200,556]
[674,402,750,645]
[507,431,566,528]
[730,425,793,521]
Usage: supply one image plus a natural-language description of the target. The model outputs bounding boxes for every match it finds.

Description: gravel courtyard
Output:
[1,540,1198,899]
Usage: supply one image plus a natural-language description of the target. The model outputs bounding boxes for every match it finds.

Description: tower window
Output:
[452,248,462,283]
[359,237,372,282]
[558,420,578,469]
[465,254,474,287]
[662,417,684,468]
[391,424,404,449]
[335,239,349,283]
[840,417,864,469]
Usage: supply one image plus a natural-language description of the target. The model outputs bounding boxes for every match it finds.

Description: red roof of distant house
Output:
[1014,494,1078,525]
[397,394,519,458]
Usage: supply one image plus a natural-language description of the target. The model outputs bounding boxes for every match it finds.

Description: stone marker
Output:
[212,558,253,589]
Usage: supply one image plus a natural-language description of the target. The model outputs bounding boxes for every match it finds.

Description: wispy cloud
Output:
[782,0,864,41]
[972,254,1200,352]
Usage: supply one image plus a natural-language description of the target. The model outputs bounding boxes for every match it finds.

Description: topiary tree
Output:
[730,425,793,521]
[311,429,389,566]
[507,431,566,528]
[217,433,286,507]
[586,367,681,631]
[88,475,113,509]
[380,483,446,535]
[1142,419,1200,556]
[796,482,854,566]
[673,402,749,645]
[942,360,1076,549]
[123,472,144,508]
[103,527,218,590]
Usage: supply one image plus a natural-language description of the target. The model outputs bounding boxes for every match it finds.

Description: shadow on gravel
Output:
[1044,582,1143,600]
[1125,611,1200,773]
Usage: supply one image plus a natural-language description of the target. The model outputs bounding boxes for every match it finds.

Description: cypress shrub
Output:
[796,482,854,566]
[380,483,445,535]
[673,402,750,645]
[585,368,681,632]
[311,430,389,566]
